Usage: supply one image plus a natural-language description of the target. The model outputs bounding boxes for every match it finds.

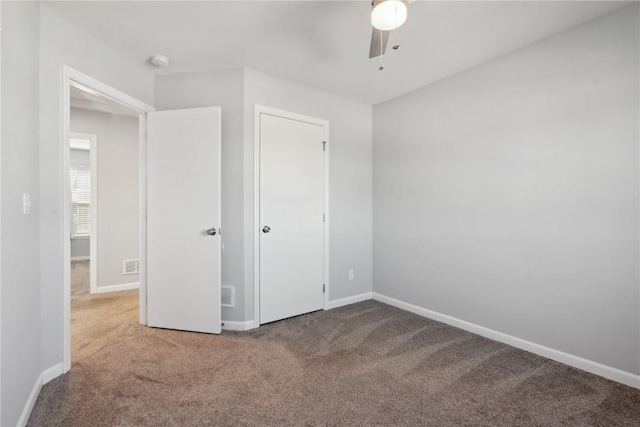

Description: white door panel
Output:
[259,113,325,324]
[147,107,221,334]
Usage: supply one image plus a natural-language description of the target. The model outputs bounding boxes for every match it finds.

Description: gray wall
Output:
[373,6,640,375]
[70,108,140,288]
[1,2,42,425]
[39,3,154,373]
[155,67,373,323]
[70,148,90,259]
[70,147,89,164]
[70,236,90,259]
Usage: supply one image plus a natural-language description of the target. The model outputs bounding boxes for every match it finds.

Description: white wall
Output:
[39,4,154,374]
[70,108,140,288]
[70,148,90,259]
[373,6,639,375]
[1,2,42,425]
[244,69,373,319]
[154,68,246,321]
[155,67,373,323]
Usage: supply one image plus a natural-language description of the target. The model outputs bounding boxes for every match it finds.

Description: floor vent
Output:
[123,259,140,275]
[221,286,235,307]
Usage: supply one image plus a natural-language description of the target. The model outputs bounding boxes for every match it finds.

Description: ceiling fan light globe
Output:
[371,0,408,31]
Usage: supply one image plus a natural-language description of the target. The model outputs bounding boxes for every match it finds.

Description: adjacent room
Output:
[68,84,142,368]
[1,1,638,426]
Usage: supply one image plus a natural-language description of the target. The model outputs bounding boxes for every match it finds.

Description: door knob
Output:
[262,226,271,234]
[206,228,217,236]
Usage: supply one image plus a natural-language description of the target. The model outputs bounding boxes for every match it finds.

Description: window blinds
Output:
[70,165,91,237]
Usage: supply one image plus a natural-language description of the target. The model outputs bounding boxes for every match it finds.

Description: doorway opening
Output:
[62,67,154,373]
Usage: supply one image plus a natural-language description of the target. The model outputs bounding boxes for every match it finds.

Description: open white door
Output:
[147,107,221,334]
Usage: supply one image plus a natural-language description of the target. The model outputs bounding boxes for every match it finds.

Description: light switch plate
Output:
[23,193,32,215]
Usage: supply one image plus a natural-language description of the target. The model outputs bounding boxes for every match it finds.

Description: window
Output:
[70,164,91,237]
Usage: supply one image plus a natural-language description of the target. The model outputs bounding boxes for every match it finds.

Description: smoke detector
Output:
[149,54,170,68]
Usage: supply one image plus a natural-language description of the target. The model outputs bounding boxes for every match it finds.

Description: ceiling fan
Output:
[369,0,411,60]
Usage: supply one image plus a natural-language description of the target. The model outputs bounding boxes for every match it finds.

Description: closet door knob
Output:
[262,226,271,234]
[206,228,217,236]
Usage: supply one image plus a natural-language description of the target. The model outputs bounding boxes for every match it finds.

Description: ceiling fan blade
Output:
[369,28,390,59]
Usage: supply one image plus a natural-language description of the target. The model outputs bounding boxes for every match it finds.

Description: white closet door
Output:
[259,113,325,324]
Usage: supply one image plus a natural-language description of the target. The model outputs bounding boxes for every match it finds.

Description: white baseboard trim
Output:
[41,363,64,384]
[94,282,139,294]
[17,362,64,427]
[243,291,374,330]
[221,320,256,331]
[372,292,640,389]
[326,292,373,310]
[70,256,90,262]
[17,376,41,427]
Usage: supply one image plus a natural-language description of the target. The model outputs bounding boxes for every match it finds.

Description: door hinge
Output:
[323,213,325,222]
[323,284,326,293]
[322,141,326,151]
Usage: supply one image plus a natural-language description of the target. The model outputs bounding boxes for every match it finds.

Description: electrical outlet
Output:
[348,269,354,280]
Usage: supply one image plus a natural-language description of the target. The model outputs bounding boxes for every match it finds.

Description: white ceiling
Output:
[46,1,631,105]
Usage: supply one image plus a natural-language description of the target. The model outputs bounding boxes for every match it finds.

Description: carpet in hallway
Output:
[70,260,90,297]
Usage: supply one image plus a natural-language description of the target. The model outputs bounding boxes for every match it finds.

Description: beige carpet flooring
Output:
[28,272,640,426]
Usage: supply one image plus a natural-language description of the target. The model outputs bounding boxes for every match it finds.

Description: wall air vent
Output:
[221,286,235,308]
[123,259,140,275]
